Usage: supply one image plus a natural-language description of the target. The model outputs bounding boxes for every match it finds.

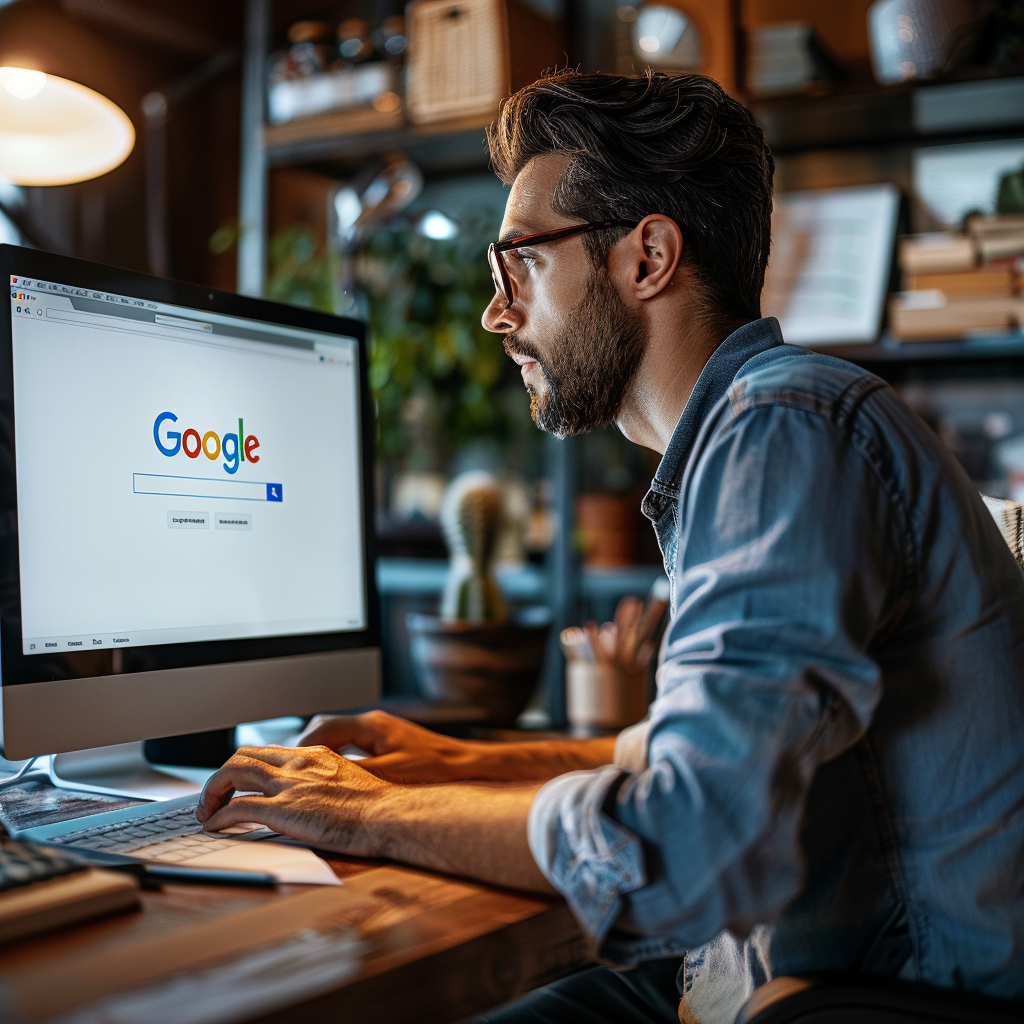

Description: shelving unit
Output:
[234,0,606,725]
[815,331,1024,367]
[265,110,494,169]
[236,1,495,297]
[767,78,1024,384]
[753,75,1024,153]
[235,0,1024,724]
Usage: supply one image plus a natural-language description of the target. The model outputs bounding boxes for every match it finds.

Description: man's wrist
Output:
[359,781,411,859]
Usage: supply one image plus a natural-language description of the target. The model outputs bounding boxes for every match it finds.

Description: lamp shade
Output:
[0,67,134,186]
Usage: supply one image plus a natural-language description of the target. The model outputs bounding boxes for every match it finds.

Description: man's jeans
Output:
[474,959,683,1024]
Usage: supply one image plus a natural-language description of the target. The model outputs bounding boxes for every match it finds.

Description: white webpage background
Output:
[12,306,365,647]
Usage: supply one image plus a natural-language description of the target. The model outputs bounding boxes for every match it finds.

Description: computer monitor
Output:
[0,245,380,768]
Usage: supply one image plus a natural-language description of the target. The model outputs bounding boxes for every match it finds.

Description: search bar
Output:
[46,307,214,339]
[134,474,283,502]
[154,313,212,332]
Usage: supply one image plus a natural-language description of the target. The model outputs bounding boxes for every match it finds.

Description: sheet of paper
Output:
[189,841,342,885]
[762,183,899,345]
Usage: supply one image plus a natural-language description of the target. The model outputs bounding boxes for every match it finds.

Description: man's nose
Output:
[481,290,523,334]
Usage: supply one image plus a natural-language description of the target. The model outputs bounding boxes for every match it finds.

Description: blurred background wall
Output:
[2,0,1023,721]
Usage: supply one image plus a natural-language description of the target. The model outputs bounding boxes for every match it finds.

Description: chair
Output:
[735,975,1023,1024]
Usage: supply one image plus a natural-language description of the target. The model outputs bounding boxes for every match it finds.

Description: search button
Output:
[266,483,283,502]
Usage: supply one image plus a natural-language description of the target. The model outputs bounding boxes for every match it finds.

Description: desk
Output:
[0,782,591,1024]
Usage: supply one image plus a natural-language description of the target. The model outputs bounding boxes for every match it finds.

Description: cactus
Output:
[440,471,508,623]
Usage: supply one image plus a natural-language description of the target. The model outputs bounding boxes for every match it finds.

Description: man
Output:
[197,72,1024,1022]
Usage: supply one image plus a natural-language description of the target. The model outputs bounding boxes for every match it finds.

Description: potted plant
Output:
[406,472,550,726]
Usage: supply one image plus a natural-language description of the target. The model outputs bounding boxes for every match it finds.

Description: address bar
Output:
[46,307,213,337]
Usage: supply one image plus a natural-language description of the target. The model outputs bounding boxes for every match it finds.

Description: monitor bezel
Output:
[0,243,380,689]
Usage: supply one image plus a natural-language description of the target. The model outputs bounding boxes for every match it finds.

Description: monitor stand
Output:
[0,742,210,800]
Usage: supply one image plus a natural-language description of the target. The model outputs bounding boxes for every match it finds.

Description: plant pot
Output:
[576,492,642,567]
[406,609,551,727]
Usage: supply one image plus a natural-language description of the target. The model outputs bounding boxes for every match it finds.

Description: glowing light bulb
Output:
[0,70,134,185]
[638,35,661,52]
[0,68,46,100]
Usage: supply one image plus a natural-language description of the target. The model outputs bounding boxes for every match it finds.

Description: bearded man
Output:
[197,72,1024,1023]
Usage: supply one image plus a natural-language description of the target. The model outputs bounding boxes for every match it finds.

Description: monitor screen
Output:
[0,246,377,695]
[10,272,366,656]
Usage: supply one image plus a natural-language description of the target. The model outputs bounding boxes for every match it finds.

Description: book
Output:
[898,233,976,275]
[966,215,1024,262]
[906,265,1018,297]
[889,291,1024,341]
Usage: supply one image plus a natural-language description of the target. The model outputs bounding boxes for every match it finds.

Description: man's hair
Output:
[487,71,774,326]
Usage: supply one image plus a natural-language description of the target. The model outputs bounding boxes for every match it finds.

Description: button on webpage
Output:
[266,483,283,502]
[167,511,210,529]
[215,511,253,531]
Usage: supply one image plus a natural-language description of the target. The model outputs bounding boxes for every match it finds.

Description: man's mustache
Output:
[503,334,543,363]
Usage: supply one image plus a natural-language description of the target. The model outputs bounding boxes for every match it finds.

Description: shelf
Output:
[264,109,495,172]
[376,559,664,602]
[808,330,1024,366]
[753,75,1024,153]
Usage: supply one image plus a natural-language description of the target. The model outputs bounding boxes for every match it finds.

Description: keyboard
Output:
[0,835,140,943]
[45,801,266,865]
[0,834,88,890]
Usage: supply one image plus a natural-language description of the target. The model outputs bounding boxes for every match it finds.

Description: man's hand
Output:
[297,710,618,784]
[195,744,390,856]
[195,742,555,893]
[297,711,488,784]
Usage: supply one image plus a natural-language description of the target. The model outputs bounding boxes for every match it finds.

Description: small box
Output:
[406,0,565,125]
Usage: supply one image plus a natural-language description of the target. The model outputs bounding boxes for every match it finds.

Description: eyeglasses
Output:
[487,220,637,309]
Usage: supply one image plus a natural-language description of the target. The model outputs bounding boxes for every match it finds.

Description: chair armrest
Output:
[735,974,1023,1024]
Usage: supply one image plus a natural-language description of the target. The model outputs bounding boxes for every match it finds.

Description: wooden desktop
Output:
[0,780,591,1024]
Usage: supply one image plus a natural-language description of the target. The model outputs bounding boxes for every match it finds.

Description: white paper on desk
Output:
[184,840,342,885]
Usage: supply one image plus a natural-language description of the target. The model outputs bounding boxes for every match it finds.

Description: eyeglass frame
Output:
[487,219,638,309]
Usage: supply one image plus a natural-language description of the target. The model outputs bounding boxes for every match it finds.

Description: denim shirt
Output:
[528,318,1024,1015]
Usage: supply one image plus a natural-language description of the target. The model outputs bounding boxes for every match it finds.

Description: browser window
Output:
[8,274,366,655]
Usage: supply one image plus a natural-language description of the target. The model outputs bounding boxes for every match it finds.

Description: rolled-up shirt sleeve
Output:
[529,401,906,960]
[528,765,645,937]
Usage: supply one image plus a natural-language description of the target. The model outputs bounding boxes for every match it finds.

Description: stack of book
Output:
[890,217,1024,342]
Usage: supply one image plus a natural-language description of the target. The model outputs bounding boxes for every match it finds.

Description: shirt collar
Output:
[643,317,783,518]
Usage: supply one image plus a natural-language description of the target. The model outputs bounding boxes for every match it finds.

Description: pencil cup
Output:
[566,661,648,734]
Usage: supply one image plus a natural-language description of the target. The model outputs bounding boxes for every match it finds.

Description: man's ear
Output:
[621,215,684,301]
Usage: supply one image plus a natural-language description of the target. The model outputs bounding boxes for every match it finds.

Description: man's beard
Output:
[504,268,647,438]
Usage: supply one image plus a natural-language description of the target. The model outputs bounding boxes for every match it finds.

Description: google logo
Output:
[153,412,259,475]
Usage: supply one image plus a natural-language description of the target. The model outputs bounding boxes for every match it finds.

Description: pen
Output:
[142,864,276,887]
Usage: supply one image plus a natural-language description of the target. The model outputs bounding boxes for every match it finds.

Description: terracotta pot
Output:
[406,610,551,727]
[576,492,641,567]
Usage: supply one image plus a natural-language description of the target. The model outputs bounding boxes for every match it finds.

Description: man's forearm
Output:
[371,781,556,893]
[457,736,617,782]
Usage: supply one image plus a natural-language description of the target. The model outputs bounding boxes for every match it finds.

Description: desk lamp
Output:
[0,66,134,186]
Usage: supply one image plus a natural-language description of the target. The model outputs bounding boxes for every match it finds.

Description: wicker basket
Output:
[406,0,510,125]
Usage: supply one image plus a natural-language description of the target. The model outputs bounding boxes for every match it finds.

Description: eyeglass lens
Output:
[488,247,511,305]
